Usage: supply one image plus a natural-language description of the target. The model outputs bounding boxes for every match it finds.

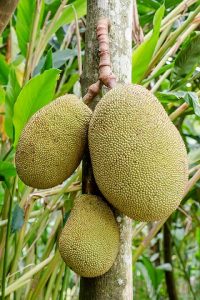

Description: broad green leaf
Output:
[11,204,24,233]
[0,161,16,181]
[13,69,60,147]
[16,0,36,56]
[174,34,200,76]
[0,54,10,85]
[132,5,165,83]
[5,68,21,140]
[16,0,44,56]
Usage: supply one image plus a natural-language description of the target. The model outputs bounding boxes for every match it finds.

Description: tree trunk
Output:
[0,0,19,35]
[80,1,133,299]
[163,219,178,300]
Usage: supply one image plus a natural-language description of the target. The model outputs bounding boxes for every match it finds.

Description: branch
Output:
[0,0,19,35]
[132,0,144,45]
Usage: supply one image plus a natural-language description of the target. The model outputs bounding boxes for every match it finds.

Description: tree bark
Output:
[0,0,19,35]
[163,219,178,300]
[80,1,133,299]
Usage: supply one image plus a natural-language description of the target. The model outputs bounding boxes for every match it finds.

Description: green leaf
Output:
[174,34,200,76]
[0,85,5,104]
[34,49,76,75]
[156,91,200,116]
[57,73,79,96]
[41,48,53,73]
[184,92,200,117]
[13,69,60,147]
[5,68,21,140]
[0,161,16,181]
[132,5,165,83]
[0,54,10,85]
[11,204,24,233]
[16,0,36,56]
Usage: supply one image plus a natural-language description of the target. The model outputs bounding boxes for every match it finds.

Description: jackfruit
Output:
[89,84,188,221]
[15,95,92,189]
[58,194,119,277]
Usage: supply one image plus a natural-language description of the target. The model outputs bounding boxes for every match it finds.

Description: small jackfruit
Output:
[89,84,188,221]
[15,95,92,189]
[58,194,119,277]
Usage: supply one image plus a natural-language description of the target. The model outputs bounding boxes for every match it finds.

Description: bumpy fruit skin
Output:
[58,194,119,278]
[15,95,92,189]
[89,84,188,221]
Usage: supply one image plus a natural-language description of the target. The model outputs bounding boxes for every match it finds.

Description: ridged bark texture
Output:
[80,1,133,299]
[0,0,19,35]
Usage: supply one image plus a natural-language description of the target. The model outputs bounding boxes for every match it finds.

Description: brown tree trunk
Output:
[80,1,133,299]
[163,219,178,300]
[0,0,19,35]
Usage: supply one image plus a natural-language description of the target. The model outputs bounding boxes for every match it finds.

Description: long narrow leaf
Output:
[132,5,165,83]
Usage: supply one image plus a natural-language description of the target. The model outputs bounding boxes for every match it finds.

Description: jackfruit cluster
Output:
[58,194,119,277]
[89,84,188,221]
[15,94,92,189]
[15,84,189,278]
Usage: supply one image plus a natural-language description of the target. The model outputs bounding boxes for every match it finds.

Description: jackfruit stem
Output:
[97,18,117,88]
[83,18,117,105]
[83,80,102,105]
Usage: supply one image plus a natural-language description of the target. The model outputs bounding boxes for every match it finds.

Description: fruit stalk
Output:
[83,18,117,105]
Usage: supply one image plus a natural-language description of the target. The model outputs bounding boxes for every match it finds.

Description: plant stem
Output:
[8,199,34,284]
[2,146,14,161]
[59,266,70,300]
[1,177,17,300]
[52,262,65,300]
[147,7,200,77]
[143,0,198,42]
[72,5,82,76]
[173,238,197,299]
[146,20,199,82]
[3,255,54,297]
[169,103,189,121]
[29,250,61,300]
[23,0,42,84]
[151,69,171,93]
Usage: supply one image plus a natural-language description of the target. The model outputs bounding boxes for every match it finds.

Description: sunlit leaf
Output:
[0,54,10,85]
[5,68,21,140]
[16,0,36,56]
[0,161,16,181]
[13,69,60,147]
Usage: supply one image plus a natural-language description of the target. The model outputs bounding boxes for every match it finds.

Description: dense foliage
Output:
[0,0,200,299]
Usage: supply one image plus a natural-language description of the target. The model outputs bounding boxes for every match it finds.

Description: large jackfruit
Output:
[16,95,92,189]
[89,84,188,221]
[58,194,119,277]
